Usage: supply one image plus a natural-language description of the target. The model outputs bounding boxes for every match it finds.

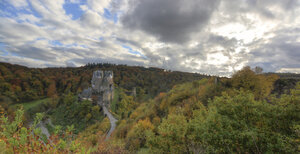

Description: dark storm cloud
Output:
[122,0,220,43]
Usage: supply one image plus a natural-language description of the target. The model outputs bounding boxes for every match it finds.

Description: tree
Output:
[117,93,137,118]
[231,66,278,100]
[146,114,189,153]
[47,82,57,97]
[126,118,154,151]
[254,66,263,74]
[0,108,85,153]
[188,91,299,153]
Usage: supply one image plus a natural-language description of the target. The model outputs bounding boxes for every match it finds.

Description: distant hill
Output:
[0,62,209,103]
[2,62,300,103]
[265,72,300,79]
[264,73,300,95]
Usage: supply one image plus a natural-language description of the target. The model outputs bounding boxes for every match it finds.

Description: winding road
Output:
[98,101,118,140]
[36,102,117,141]
[32,118,53,145]
[36,121,50,139]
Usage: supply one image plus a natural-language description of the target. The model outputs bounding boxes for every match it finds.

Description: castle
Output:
[79,70,114,105]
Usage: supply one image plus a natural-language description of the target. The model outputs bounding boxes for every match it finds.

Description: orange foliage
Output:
[97,138,128,154]
[47,82,57,97]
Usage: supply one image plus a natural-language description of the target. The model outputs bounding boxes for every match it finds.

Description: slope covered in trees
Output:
[1,64,300,153]
[105,67,299,153]
[0,62,207,104]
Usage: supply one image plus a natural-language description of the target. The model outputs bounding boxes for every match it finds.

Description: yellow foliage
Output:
[152,116,161,126]
[231,66,279,99]
[114,120,128,138]
[0,105,4,118]
[129,110,139,119]
[126,118,155,151]
[76,117,111,148]
[155,92,167,102]
[97,138,128,153]
[85,113,92,121]
[128,118,154,136]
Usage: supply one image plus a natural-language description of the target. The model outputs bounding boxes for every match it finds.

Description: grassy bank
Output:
[11,98,50,111]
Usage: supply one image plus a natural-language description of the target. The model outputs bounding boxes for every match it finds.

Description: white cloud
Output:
[9,0,28,8]
[277,68,300,74]
[0,0,300,75]
[70,0,81,3]
[87,0,112,13]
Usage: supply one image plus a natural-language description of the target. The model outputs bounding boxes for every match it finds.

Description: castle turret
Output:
[90,70,114,105]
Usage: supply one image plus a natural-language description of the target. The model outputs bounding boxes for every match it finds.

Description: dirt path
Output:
[36,121,50,139]
[99,102,118,140]
[30,118,53,145]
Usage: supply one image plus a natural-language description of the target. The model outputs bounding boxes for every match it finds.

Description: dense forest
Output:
[0,63,300,153]
[0,62,207,103]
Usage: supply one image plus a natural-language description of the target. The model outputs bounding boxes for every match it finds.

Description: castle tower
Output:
[91,70,103,94]
[91,70,114,105]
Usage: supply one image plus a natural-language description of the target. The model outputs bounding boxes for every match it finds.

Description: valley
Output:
[0,63,300,153]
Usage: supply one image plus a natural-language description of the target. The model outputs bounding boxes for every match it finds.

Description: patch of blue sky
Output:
[34,23,44,27]
[0,1,18,17]
[48,41,88,48]
[27,0,42,18]
[103,8,118,23]
[65,44,88,48]
[26,38,46,44]
[0,44,19,57]
[65,0,87,4]
[63,0,86,20]
[0,42,5,49]
[15,20,44,27]
[49,40,63,46]
[65,43,77,48]
[0,0,41,18]
[122,45,148,59]
[80,44,88,48]
[0,42,9,56]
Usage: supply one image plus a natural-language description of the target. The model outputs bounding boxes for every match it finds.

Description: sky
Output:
[0,0,299,76]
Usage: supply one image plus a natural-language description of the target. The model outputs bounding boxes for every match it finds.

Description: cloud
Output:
[249,28,300,72]
[8,0,28,8]
[80,10,104,27]
[0,0,300,76]
[121,0,220,43]
[87,0,112,13]
[277,68,300,73]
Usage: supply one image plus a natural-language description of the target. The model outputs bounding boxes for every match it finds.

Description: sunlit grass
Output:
[12,98,50,111]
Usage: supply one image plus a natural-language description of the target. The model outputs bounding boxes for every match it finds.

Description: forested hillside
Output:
[0,64,300,153]
[0,62,207,103]
[100,67,299,153]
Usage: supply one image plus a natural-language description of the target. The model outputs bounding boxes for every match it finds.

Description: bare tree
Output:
[254,66,263,74]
